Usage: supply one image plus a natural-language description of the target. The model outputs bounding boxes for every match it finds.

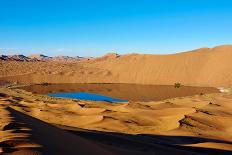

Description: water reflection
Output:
[48,92,127,102]
[21,84,219,102]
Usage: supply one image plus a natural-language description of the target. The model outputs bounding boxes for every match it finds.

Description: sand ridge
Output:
[0,87,232,154]
[1,45,232,154]
[0,96,117,155]
[1,45,232,86]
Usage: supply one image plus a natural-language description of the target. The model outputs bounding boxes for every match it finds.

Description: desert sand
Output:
[0,102,115,155]
[1,45,232,87]
[1,45,232,154]
[0,87,232,155]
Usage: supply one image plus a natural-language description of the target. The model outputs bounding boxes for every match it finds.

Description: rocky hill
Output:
[0,54,89,62]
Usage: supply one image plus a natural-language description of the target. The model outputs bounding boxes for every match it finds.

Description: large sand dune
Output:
[1,45,232,154]
[1,45,232,86]
[1,87,232,154]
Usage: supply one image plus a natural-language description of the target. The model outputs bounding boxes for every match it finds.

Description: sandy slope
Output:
[1,88,232,154]
[0,105,116,155]
[1,45,232,86]
[1,45,232,154]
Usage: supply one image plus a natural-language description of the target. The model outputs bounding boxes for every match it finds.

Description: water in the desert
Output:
[48,92,127,102]
[21,83,219,102]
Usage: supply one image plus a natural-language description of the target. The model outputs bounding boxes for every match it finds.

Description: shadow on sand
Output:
[62,125,232,155]
[2,105,232,155]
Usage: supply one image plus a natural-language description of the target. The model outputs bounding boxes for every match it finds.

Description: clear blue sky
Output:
[0,0,232,57]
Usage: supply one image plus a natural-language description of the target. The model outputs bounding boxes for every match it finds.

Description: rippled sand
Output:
[1,87,232,154]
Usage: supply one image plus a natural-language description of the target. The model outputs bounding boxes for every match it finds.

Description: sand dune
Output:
[0,87,232,154]
[1,45,232,86]
[0,105,117,155]
[1,45,232,154]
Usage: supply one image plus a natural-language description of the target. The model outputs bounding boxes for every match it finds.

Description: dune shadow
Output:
[62,126,232,155]
[4,107,232,155]
[0,92,9,97]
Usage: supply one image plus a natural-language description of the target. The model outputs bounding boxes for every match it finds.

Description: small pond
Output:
[21,83,219,102]
[48,92,127,102]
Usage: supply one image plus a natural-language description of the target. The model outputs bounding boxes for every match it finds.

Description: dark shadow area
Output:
[60,125,232,155]
[0,92,9,97]
[3,106,232,155]
[2,107,118,155]
[0,108,43,154]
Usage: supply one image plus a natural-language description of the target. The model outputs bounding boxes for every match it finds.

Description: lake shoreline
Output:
[20,83,220,102]
[1,86,232,154]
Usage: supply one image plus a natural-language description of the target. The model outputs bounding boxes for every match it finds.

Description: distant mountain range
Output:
[0,54,94,62]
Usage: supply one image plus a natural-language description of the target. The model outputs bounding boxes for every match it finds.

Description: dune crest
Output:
[1,87,232,154]
[1,45,232,86]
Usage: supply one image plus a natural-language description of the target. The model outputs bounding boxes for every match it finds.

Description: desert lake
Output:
[21,84,219,102]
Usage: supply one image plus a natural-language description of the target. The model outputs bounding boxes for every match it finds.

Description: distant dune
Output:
[1,45,232,154]
[1,45,232,87]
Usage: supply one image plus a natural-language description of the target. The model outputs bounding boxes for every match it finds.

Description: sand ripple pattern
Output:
[0,105,42,155]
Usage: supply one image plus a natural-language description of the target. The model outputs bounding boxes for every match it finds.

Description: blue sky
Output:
[0,0,232,57]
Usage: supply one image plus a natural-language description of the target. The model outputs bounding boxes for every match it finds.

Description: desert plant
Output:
[40,82,50,86]
[174,82,181,88]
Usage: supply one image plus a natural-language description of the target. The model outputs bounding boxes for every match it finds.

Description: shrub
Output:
[41,82,50,86]
[174,82,182,88]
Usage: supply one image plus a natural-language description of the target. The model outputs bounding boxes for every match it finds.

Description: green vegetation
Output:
[174,82,182,88]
